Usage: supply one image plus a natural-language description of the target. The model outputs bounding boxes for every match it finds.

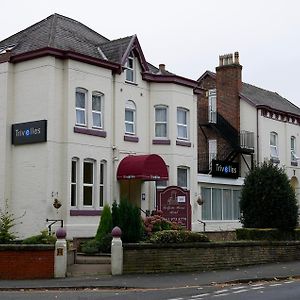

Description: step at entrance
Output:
[67,253,111,277]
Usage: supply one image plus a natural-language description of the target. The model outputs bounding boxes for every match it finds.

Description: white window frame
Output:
[83,160,95,207]
[155,105,168,139]
[177,107,189,140]
[208,139,217,169]
[92,91,103,129]
[99,161,106,208]
[75,88,87,126]
[71,158,78,207]
[291,136,298,162]
[270,131,279,159]
[125,52,135,83]
[177,167,189,190]
[208,89,217,123]
[201,187,241,221]
[125,100,136,135]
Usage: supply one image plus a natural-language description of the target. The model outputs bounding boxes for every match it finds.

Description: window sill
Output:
[74,126,107,138]
[291,161,298,166]
[125,80,138,86]
[124,135,139,142]
[176,140,191,147]
[152,139,171,145]
[270,157,280,164]
[70,209,102,216]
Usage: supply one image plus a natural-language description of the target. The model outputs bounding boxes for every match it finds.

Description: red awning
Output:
[117,154,168,181]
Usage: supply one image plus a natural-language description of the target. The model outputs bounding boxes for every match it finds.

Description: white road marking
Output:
[233,289,248,294]
[284,281,295,284]
[168,298,183,300]
[191,293,210,298]
[214,289,229,294]
[251,283,264,287]
[231,286,247,290]
[269,283,282,287]
[213,293,230,297]
[252,286,265,290]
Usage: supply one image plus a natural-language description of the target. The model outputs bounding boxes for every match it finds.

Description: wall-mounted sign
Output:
[12,120,47,145]
[211,159,239,179]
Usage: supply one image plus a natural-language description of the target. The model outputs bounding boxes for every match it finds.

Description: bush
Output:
[150,230,209,244]
[116,199,143,243]
[95,204,112,242]
[240,162,298,230]
[98,233,112,253]
[143,213,182,236]
[22,230,56,244]
[81,239,101,254]
[112,201,120,228]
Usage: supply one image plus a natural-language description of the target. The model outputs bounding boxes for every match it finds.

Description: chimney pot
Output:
[234,52,239,64]
[159,64,165,72]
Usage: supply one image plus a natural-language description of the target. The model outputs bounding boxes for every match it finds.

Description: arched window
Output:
[125,100,136,134]
[83,159,95,207]
[71,157,79,207]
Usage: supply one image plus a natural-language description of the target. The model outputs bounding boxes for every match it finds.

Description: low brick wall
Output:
[123,241,300,274]
[0,244,55,279]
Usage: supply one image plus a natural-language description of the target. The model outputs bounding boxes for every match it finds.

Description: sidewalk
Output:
[1,261,300,291]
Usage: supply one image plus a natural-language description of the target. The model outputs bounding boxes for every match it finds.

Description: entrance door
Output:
[119,179,141,207]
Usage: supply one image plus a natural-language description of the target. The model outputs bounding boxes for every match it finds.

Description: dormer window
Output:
[125,52,135,83]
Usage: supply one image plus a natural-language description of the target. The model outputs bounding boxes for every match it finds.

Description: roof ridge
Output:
[100,35,134,45]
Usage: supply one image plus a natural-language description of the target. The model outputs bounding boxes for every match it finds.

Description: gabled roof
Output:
[240,83,300,116]
[197,70,300,116]
[0,13,201,92]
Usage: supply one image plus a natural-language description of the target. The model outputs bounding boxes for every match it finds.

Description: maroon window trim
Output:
[70,210,102,216]
[124,135,139,142]
[152,139,171,145]
[176,140,191,147]
[74,126,107,138]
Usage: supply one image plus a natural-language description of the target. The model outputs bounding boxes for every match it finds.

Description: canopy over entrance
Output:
[117,154,168,181]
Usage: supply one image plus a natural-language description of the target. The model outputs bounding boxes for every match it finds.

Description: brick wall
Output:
[123,241,300,274]
[0,245,55,279]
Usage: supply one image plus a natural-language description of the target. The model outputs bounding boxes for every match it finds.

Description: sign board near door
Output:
[156,186,191,230]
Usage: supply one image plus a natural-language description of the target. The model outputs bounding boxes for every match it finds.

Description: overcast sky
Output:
[1,0,299,106]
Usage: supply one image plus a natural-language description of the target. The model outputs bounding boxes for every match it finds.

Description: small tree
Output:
[111,200,120,228]
[240,161,298,230]
[95,204,112,242]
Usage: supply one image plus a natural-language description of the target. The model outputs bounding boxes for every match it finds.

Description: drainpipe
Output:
[256,108,259,163]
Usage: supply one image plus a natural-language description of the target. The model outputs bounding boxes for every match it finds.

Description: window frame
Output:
[83,160,95,207]
[177,166,189,190]
[125,52,135,83]
[91,91,103,129]
[155,105,168,139]
[71,158,78,207]
[125,100,136,135]
[201,187,241,221]
[99,160,106,208]
[177,107,189,140]
[270,131,279,159]
[208,89,217,123]
[75,88,87,126]
[291,136,298,163]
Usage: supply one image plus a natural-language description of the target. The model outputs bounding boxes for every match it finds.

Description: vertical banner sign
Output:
[12,120,47,145]
[157,186,191,230]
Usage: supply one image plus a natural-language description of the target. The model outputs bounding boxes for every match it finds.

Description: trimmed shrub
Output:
[236,228,300,241]
[22,230,56,244]
[112,200,120,228]
[95,204,113,242]
[240,162,298,230]
[117,199,143,243]
[150,230,209,244]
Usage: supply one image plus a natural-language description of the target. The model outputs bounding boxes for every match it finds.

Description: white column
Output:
[54,228,67,278]
[111,226,123,275]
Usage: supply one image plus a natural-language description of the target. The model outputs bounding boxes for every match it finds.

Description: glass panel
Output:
[84,162,93,184]
[270,133,277,146]
[92,95,101,111]
[233,190,241,220]
[125,110,134,122]
[177,109,187,124]
[202,188,211,220]
[99,186,104,207]
[83,186,93,206]
[155,123,167,138]
[223,189,233,220]
[177,168,187,188]
[125,123,134,133]
[71,161,76,183]
[100,163,104,184]
[126,69,134,82]
[71,184,76,207]
[156,108,167,122]
[76,110,85,125]
[212,188,222,220]
[271,146,278,158]
[178,125,187,139]
[92,112,101,128]
[76,92,85,108]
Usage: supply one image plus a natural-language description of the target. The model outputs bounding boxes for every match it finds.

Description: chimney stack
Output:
[219,52,240,66]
